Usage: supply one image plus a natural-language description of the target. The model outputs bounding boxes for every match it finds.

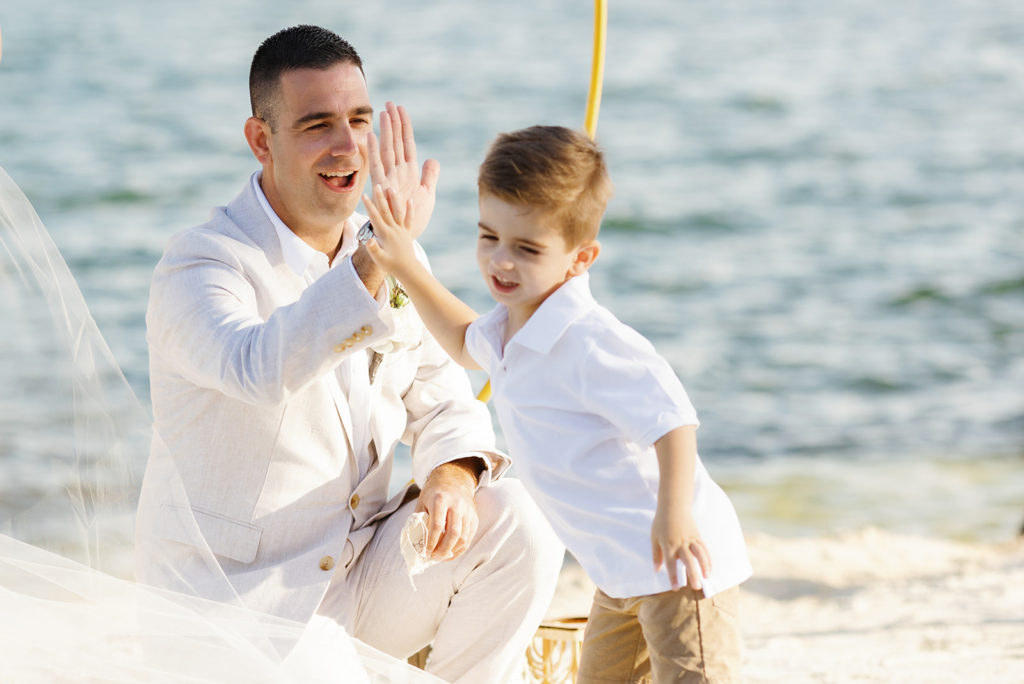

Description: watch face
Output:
[357,220,374,245]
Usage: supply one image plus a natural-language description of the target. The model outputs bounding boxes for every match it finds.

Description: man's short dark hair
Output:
[249,25,363,130]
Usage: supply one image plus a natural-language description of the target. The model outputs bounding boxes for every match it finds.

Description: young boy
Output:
[362,125,751,682]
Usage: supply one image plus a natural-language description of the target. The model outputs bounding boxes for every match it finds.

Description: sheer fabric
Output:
[0,166,444,683]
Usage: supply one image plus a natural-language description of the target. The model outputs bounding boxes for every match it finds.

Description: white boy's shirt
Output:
[465,272,752,598]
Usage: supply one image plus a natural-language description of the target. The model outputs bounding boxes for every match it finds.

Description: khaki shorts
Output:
[576,585,741,683]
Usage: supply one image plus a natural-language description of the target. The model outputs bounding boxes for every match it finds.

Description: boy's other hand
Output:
[367,102,439,238]
[651,509,711,591]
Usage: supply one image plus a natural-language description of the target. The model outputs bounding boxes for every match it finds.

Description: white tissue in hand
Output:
[400,512,441,578]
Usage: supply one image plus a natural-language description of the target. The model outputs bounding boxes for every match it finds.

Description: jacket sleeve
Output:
[146,226,395,406]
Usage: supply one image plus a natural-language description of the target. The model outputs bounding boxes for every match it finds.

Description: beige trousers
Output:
[576,585,742,683]
[317,479,564,684]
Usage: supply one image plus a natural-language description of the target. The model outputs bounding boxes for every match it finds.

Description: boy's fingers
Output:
[373,184,393,224]
[693,540,712,577]
[362,194,381,224]
[683,550,703,591]
[385,187,405,224]
[664,547,679,589]
[651,539,663,571]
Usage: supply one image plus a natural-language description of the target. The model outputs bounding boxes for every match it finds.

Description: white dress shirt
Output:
[252,173,378,479]
[465,272,752,598]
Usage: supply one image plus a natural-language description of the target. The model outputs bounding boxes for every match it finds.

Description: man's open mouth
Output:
[319,171,357,190]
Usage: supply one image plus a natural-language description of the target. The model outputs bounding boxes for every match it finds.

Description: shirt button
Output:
[350,493,360,509]
[319,555,335,571]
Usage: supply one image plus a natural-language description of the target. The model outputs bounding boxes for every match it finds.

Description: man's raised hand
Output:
[366,102,439,238]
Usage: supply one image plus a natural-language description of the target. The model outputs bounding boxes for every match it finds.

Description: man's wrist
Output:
[432,457,486,490]
[351,245,386,297]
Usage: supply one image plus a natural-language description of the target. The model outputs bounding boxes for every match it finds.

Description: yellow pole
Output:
[476,0,608,404]
[584,0,608,141]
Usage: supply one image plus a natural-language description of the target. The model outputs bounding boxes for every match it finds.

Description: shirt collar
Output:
[250,171,359,276]
[510,272,597,354]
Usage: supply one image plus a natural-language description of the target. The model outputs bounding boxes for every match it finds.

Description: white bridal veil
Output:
[0,166,444,683]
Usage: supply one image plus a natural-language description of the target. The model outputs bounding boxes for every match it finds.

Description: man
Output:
[135,25,563,683]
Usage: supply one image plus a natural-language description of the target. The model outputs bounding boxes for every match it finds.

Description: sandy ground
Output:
[546,528,1024,683]
[2,529,1021,682]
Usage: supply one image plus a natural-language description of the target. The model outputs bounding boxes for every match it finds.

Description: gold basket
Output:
[522,617,588,684]
[409,616,588,683]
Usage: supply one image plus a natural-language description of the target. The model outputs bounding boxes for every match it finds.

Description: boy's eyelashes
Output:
[476,233,542,255]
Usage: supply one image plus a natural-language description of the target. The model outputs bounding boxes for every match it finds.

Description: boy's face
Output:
[476,193,595,324]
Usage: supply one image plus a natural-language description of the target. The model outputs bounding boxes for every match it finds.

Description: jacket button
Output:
[350,493,360,509]
[333,344,345,353]
[319,555,335,571]
[361,326,373,335]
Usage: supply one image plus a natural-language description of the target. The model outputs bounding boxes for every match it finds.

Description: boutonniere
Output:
[368,276,421,382]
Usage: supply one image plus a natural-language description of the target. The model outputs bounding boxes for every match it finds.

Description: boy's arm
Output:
[651,425,712,591]
[362,184,482,370]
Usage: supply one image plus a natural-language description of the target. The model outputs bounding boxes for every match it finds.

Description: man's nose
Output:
[329,125,359,157]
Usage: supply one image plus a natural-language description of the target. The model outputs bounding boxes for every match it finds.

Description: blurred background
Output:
[1,0,1021,544]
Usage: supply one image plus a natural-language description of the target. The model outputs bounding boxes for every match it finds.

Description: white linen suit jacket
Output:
[135,179,506,622]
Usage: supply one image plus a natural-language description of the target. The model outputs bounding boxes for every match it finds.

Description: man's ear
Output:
[243,117,272,165]
[568,240,601,277]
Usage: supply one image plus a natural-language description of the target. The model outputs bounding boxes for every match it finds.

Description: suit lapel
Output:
[227,175,362,473]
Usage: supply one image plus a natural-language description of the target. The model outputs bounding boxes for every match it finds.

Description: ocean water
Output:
[1,0,1022,544]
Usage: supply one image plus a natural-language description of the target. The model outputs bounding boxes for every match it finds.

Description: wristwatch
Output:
[357,220,375,246]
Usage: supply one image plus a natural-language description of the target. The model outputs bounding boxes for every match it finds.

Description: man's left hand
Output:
[415,458,483,560]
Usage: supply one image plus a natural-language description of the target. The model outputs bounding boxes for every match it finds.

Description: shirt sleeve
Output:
[578,319,699,449]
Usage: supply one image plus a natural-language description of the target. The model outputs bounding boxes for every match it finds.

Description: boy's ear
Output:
[567,240,601,277]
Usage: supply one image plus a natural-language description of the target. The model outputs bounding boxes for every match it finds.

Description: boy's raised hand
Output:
[367,102,439,239]
[361,184,420,279]
[651,506,712,592]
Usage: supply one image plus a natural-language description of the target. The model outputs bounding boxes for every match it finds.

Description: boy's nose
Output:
[491,250,514,270]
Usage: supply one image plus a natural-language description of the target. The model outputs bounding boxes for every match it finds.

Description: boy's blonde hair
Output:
[478,126,614,247]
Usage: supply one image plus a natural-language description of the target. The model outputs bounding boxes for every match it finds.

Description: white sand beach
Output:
[548,529,1024,683]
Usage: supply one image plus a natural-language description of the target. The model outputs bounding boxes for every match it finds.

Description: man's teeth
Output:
[321,171,353,178]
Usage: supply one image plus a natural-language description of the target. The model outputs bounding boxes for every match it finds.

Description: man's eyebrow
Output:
[293,106,374,128]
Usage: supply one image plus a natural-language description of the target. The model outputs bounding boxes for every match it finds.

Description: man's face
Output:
[259,62,373,237]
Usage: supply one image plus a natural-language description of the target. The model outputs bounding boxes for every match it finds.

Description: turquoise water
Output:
[1,0,1022,541]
